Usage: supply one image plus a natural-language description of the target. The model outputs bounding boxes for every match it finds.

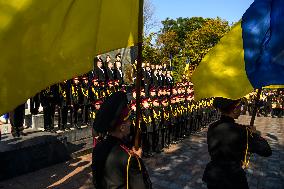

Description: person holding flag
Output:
[92,92,152,189]
[202,97,272,189]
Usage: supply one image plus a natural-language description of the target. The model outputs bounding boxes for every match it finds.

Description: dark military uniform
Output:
[203,116,272,189]
[92,135,152,189]
[40,85,59,131]
[58,80,71,130]
[141,100,153,157]
[152,104,162,152]
[71,80,83,129]
[92,92,152,189]
[81,79,90,125]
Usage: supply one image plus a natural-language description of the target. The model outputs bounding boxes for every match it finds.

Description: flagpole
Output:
[134,0,144,150]
[249,88,262,127]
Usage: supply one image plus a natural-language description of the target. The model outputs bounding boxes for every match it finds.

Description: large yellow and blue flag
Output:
[192,0,284,101]
[0,0,140,115]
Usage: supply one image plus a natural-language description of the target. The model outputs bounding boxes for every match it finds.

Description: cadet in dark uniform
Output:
[81,75,90,126]
[93,58,106,83]
[71,77,83,129]
[203,97,272,189]
[141,98,153,157]
[40,84,59,132]
[92,92,152,189]
[58,80,71,131]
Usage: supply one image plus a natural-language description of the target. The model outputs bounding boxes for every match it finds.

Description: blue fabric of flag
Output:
[242,0,284,89]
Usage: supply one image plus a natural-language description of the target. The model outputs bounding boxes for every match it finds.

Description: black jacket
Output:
[114,68,123,84]
[94,67,106,82]
[203,115,272,189]
[106,67,115,81]
[92,135,152,189]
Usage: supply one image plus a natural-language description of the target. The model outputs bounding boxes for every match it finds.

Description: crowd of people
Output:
[1,53,217,141]
[241,89,284,118]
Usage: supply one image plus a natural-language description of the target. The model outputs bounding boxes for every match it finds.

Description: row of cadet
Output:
[91,54,174,96]
[5,77,215,139]
[126,94,218,157]
[241,89,284,118]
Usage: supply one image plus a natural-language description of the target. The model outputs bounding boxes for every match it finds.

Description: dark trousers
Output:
[82,104,90,125]
[43,103,55,130]
[30,94,40,115]
[72,104,83,126]
[9,103,25,134]
[160,128,165,148]
[58,106,68,130]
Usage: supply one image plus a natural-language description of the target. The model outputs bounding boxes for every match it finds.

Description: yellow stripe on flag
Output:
[263,85,284,89]
[192,22,254,101]
[0,0,139,114]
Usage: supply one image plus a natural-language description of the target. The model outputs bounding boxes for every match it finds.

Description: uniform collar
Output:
[220,115,235,123]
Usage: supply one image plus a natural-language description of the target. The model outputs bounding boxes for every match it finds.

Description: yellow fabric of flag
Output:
[264,85,284,89]
[192,22,254,101]
[0,0,139,115]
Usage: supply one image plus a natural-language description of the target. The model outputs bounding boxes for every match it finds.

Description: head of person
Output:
[108,61,114,69]
[92,77,99,86]
[150,88,156,97]
[155,65,159,70]
[115,53,122,61]
[132,89,136,99]
[167,71,171,77]
[116,61,122,69]
[97,59,103,68]
[73,77,79,85]
[162,98,168,107]
[166,88,171,96]
[130,101,136,111]
[94,100,103,110]
[82,76,88,84]
[106,55,111,62]
[142,98,150,109]
[153,69,158,75]
[146,63,150,71]
[213,97,242,119]
[93,92,131,140]
[141,89,145,97]
[153,98,160,107]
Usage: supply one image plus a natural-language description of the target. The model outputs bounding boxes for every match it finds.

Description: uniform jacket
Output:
[92,135,152,189]
[203,115,272,189]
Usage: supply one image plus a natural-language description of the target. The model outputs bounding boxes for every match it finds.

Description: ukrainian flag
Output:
[192,0,284,101]
[0,0,140,115]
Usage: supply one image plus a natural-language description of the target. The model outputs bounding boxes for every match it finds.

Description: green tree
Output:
[157,17,230,82]
[184,17,230,66]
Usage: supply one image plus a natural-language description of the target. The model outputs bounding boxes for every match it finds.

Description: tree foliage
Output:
[142,15,230,82]
[156,17,230,81]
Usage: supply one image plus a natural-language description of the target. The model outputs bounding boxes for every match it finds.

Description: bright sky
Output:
[151,0,254,30]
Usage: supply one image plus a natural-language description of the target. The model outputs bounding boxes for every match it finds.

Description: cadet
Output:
[161,98,170,148]
[81,75,90,126]
[58,80,71,131]
[141,98,153,157]
[40,84,59,132]
[203,97,272,189]
[152,98,162,153]
[71,77,83,129]
[92,92,152,189]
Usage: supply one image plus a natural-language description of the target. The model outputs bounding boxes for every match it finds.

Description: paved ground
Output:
[0,115,283,189]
